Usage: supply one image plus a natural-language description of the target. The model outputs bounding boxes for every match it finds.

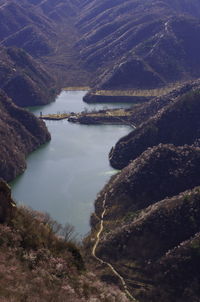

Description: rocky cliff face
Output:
[0,90,50,181]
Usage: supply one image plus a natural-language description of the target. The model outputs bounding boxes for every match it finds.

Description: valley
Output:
[10,90,132,237]
[0,0,200,301]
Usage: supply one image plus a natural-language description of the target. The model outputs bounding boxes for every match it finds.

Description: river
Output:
[10,91,132,238]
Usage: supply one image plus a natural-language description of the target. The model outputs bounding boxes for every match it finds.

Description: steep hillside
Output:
[89,144,200,301]
[0,180,129,302]
[126,79,200,127]
[0,0,59,107]
[92,144,200,226]
[0,0,90,107]
[110,87,200,169]
[0,0,55,57]
[97,187,200,302]
[0,90,50,181]
[0,46,56,107]
[2,0,200,104]
[77,0,200,102]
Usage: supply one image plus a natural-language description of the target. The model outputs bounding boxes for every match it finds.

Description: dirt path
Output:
[92,187,139,301]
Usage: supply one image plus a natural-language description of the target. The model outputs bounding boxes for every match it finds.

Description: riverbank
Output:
[40,108,136,127]
[83,86,180,103]
[63,86,90,91]
[12,90,132,237]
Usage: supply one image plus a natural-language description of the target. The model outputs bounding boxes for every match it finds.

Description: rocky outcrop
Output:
[109,88,200,169]
[0,90,50,181]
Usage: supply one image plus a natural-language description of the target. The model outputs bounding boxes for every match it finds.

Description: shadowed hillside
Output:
[0,180,129,302]
[0,90,51,181]
[88,144,200,301]
[78,0,200,101]
[110,87,200,169]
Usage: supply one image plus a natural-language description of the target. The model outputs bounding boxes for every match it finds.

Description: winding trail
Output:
[92,188,139,302]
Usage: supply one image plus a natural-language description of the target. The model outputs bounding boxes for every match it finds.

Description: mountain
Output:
[0,0,90,107]
[0,0,54,57]
[0,46,57,107]
[0,0,87,181]
[1,0,200,300]
[2,0,200,105]
[77,0,200,102]
[109,85,200,169]
[0,90,50,181]
[0,179,129,302]
[89,144,200,301]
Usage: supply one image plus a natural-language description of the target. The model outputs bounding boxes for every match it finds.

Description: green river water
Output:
[10,91,132,238]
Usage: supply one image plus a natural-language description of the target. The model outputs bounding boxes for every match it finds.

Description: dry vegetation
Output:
[0,205,129,302]
[93,83,183,97]
[63,87,90,91]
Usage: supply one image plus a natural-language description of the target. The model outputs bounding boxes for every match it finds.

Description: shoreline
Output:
[40,108,135,128]
[63,86,90,91]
